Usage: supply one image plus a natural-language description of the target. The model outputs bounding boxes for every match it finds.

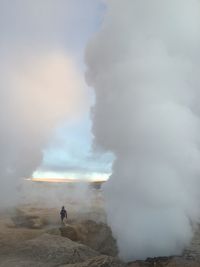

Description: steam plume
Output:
[0,50,85,207]
[86,0,200,261]
[0,0,91,207]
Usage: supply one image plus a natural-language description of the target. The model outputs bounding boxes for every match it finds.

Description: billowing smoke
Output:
[86,0,200,261]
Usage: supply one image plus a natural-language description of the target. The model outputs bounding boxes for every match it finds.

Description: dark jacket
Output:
[60,208,67,219]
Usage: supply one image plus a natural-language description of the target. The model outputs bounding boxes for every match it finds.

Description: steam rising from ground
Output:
[86,0,200,261]
[0,50,85,207]
[0,1,89,207]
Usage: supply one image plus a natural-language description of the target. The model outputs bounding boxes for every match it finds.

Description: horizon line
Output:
[25,177,107,183]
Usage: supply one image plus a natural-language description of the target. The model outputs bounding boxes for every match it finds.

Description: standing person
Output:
[60,206,67,223]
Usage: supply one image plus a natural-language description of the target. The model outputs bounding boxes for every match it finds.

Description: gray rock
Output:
[128,257,200,267]
[60,225,79,241]
[0,258,48,267]
[8,233,99,266]
[60,220,118,257]
[166,257,200,267]
[60,255,125,267]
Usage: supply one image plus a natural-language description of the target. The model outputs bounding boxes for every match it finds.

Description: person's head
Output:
[62,206,65,210]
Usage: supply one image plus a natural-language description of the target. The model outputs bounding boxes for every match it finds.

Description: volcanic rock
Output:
[166,257,200,267]
[128,256,200,267]
[60,220,118,256]
[7,233,99,266]
[60,255,125,267]
[0,258,49,267]
[60,224,79,241]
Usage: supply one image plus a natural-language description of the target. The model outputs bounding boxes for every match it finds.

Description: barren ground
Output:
[1,189,200,267]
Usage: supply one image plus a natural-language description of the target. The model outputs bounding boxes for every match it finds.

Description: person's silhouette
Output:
[60,206,67,223]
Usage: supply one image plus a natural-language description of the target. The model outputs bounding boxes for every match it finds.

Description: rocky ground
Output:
[0,198,200,266]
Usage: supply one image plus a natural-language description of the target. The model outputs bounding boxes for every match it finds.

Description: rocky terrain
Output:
[0,202,200,267]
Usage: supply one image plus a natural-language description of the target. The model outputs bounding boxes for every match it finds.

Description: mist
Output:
[0,49,86,207]
[0,0,94,207]
[86,0,200,261]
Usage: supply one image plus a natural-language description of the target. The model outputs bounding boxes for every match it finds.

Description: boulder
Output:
[60,225,79,241]
[60,220,118,257]
[60,255,125,267]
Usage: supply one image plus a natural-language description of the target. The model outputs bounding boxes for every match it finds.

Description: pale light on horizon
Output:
[32,170,110,182]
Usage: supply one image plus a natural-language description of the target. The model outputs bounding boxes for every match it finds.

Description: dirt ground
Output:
[1,190,200,266]
[0,188,106,264]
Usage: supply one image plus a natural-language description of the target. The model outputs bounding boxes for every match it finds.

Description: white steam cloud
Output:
[86,0,200,261]
[0,0,90,207]
[0,49,85,207]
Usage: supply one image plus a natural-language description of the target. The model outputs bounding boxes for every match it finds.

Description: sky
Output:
[34,115,113,181]
[30,0,114,181]
[0,0,113,181]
